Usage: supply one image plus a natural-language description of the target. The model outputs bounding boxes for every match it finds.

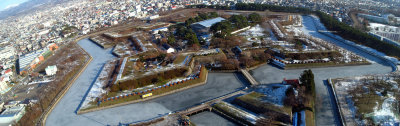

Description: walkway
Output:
[240,69,259,85]
[176,90,245,116]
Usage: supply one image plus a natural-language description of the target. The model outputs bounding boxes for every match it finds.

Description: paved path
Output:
[177,90,246,115]
[240,69,259,85]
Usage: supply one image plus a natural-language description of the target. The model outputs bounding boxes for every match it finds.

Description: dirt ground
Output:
[3,43,88,103]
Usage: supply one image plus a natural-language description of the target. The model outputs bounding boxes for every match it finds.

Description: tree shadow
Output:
[233,71,251,87]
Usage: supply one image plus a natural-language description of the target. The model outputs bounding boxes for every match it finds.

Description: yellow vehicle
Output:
[141,93,153,98]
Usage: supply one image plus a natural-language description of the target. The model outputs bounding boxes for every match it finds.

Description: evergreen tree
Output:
[209,12,218,18]
[229,15,249,29]
[248,13,262,23]
[300,69,315,95]
[167,34,176,44]
[210,21,233,38]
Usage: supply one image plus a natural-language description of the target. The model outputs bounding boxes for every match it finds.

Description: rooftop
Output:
[192,17,225,28]
[18,49,44,71]
[152,27,168,32]
[46,65,57,70]
[0,106,24,117]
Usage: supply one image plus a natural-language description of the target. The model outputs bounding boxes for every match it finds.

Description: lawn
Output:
[351,92,384,115]
[121,58,135,77]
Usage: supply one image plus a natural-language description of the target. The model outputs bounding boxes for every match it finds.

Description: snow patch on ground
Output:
[371,95,399,125]
[239,24,266,38]
[254,84,291,106]
[81,60,115,109]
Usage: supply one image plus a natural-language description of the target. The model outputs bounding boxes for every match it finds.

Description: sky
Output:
[0,0,30,11]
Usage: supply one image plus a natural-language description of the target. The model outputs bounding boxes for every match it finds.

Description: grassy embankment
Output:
[285,61,370,69]
[173,54,189,65]
[233,92,292,125]
[305,90,315,126]
[235,92,292,115]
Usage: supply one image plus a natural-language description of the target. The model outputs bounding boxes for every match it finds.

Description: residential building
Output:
[0,105,26,125]
[45,65,58,76]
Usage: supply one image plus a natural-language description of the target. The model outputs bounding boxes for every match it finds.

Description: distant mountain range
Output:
[0,0,69,20]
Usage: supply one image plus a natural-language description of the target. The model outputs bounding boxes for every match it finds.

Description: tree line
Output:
[285,51,342,61]
[314,11,400,58]
[210,13,261,38]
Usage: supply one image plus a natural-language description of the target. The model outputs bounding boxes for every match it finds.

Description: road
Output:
[251,15,393,126]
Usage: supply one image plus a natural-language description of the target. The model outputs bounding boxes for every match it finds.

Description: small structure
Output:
[0,76,11,94]
[17,49,44,74]
[0,105,26,124]
[4,101,20,109]
[47,43,59,51]
[233,46,243,55]
[147,15,159,20]
[270,59,286,69]
[270,48,285,59]
[141,93,153,98]
[2,69,12,76]
[162,44,175,53]
[282,79,299,85]
[45,65,57,76]
[151,27,168,34]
